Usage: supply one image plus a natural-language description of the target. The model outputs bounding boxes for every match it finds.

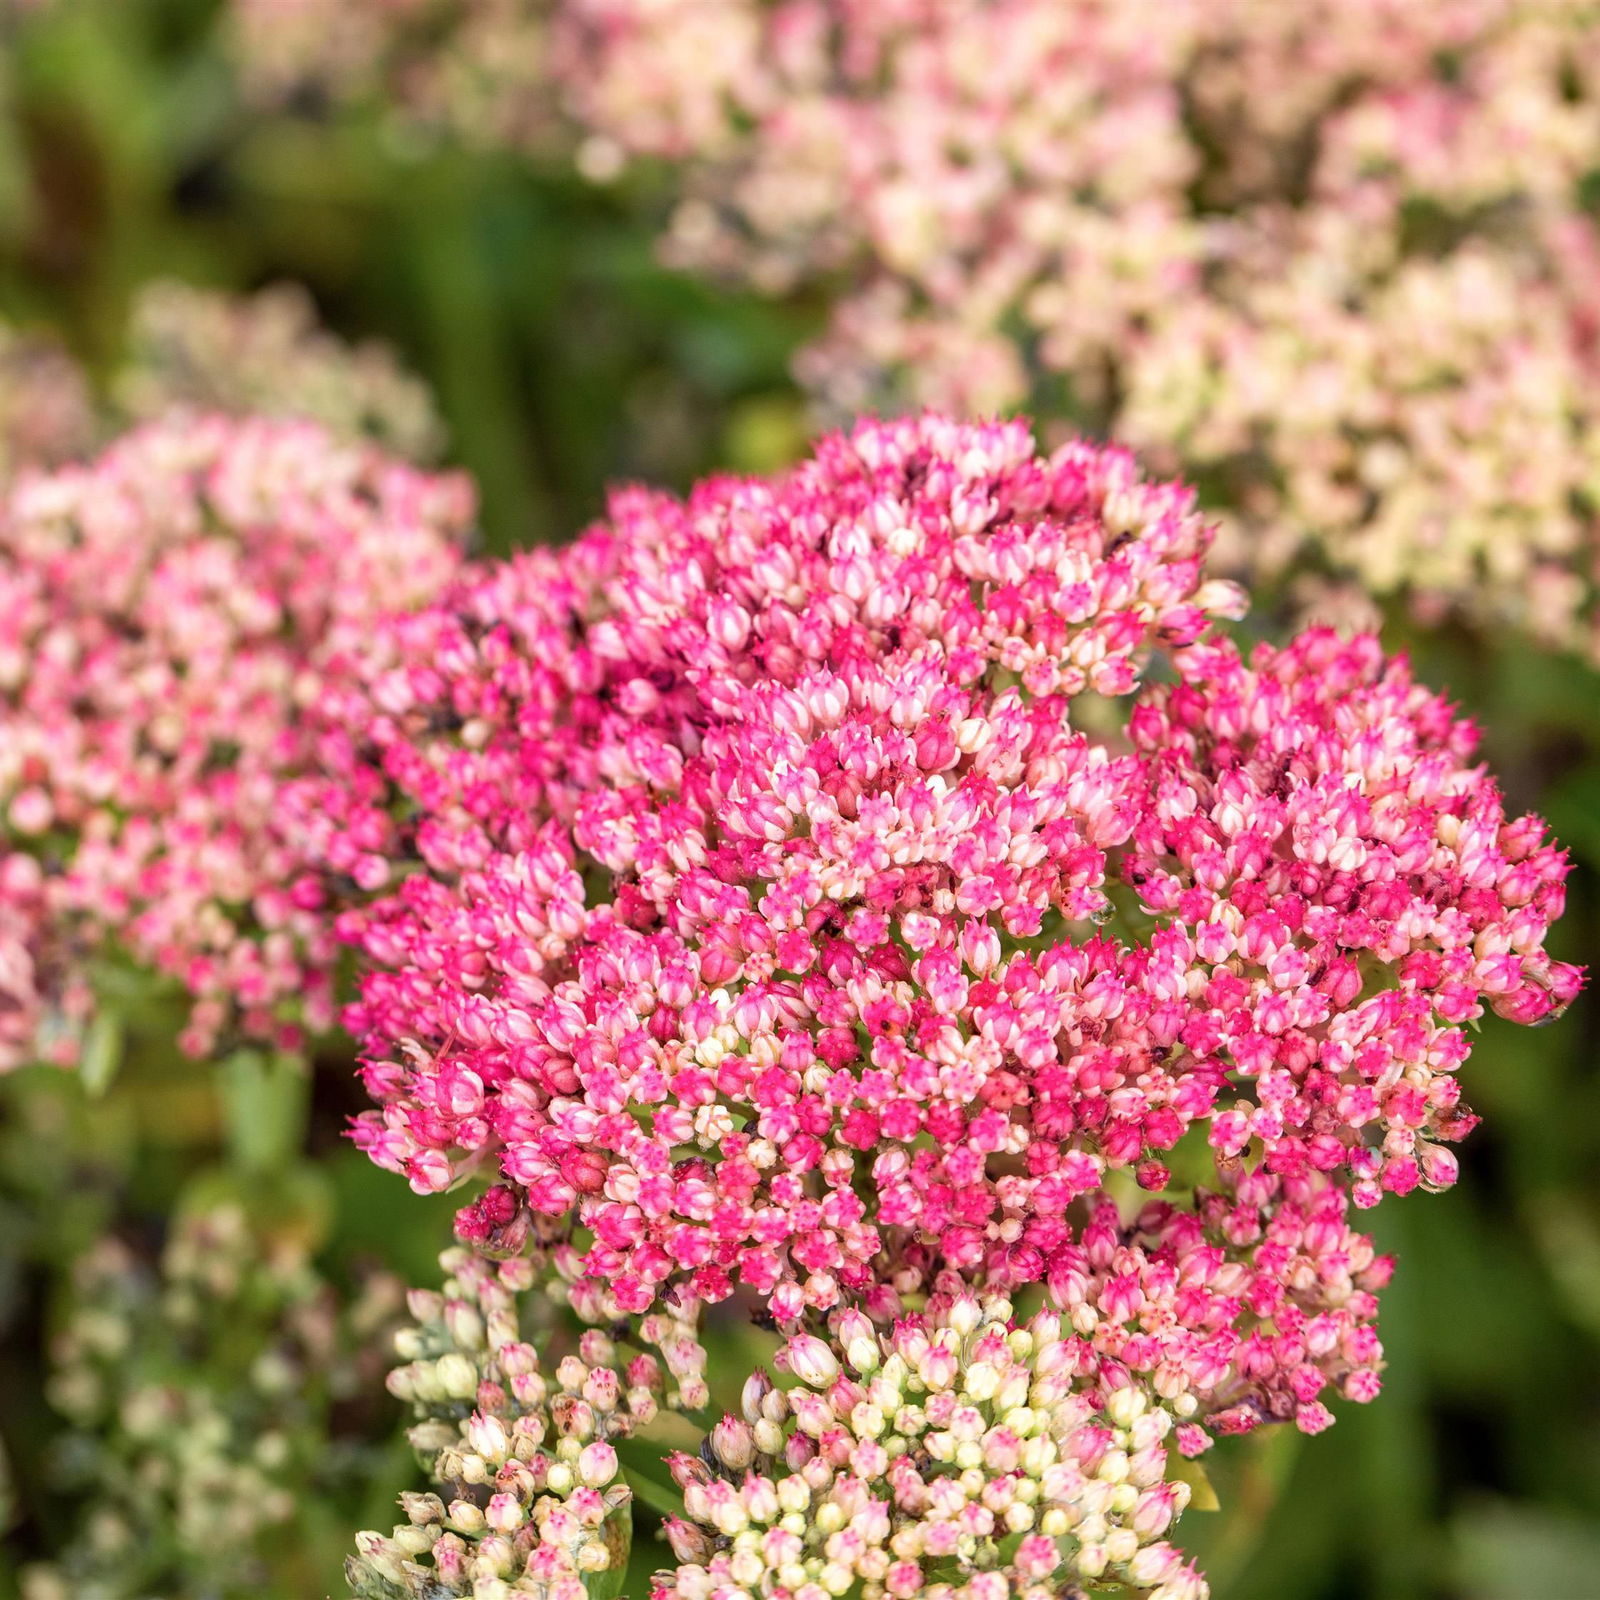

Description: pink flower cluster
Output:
[569,1,1600,656]
[556,0,1600,662]
[316,417,1225,1279]
[0,413,470,1065]
[1,409,1578,1595]
[197,0,1600,655]
[894,1174,1390,1447]
[659,1204,1381,1600]
[288,417,1576,1331]
[180,0,1600,653]
[115,281,447,462]
[354,1167,1386,1600]
[1123,628,1577,1206]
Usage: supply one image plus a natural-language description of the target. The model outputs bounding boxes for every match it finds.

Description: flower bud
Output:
[484,1493,525,1533]
[578,1441,618,1487]
[436,1353,479,1400]
[741,1368,775,1424]
[709,1414,758,1472]
[783,1334,840,1388]
[445,1499,485,1535]
[663,1517,715,1563]
[465,1412,510,1464]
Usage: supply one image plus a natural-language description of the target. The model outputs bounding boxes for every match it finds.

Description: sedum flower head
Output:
[147,0,1600,655]
[197,0,1600,655]
[297,414,1576,1324]
[1122,626,1582,1207]
[24,1200,404,1600]
[659,1290,1211,1600]
[360,1159,1389,1600]
[550,0,1600,661]
[310,416,1242,1300]
[0,413,471,1066]
[116,281,446,462]
[349,1244,697,1600]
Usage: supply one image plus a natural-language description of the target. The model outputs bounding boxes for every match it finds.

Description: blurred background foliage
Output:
[0,2,1596,1599]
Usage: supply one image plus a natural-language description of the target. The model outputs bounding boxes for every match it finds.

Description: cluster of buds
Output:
[553,0,1600,662]
[0,319,95,489]
[661,1292,1208,1600]
[371,1207,1388,1600]
[0,280,442,505]
[18,1,1600,653]
[351,1245,698,1600]
[0,412,470,1065]
[212,0,1600,660]
[24,1202,404,1600]
[302,415,1576,1318]
[0,390,1579,1600]
[1122,626,1579,1204]
[226,0,562,152]
[389,1167,1385,1600]
[115,282,446,462]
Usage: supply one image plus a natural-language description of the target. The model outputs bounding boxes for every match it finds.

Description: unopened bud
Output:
[709,1414,757,1472]
[445,1499,485,1535]
[741,1368,774,1423]
[443,1302,485,1350]
[663,1517,715,1563]
[436,1353,479,1399]
[465,1412,510,1464]
[846,1337,881,1374]
[578,1441,618,1487]
[784,1334,840,1388]
[399,1492,445,1526]
[484,1493,525,1533]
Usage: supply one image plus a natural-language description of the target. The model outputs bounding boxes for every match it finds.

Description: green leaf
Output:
[1451,1498,1600,1600]
[615,1437,684,1522]
[217,1050,310,1173]
[78,1008,124,1098]
[1169,1452,1221,1512]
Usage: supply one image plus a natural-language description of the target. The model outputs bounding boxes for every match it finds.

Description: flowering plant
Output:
[554,0,1600,662]
[0,5,1592,1594]
[202,0,1600,662]
[23,1203,405,1600]
[0,414,469,1071]
[0,402,1580,1595]
[268,414,1578,1598]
